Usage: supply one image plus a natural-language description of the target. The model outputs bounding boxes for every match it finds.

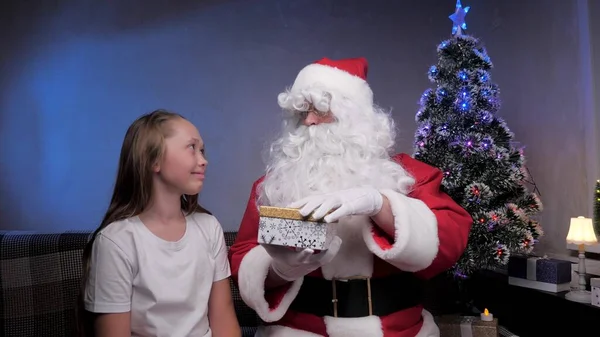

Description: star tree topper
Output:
[449,0,470,35]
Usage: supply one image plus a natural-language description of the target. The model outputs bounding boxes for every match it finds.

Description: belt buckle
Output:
[331,277,373,317]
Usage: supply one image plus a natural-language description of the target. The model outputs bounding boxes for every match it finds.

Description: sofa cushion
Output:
[0,231,91,337]
[0,230,259,337]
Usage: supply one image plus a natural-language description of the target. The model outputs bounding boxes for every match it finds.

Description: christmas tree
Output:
[413,0,543,279]
[594,180,600,236]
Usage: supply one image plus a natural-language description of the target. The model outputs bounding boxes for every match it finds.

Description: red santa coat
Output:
[229,154,472,337]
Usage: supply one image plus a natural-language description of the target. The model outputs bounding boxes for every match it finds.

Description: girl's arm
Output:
[84,233,134,336]
[208,278,241,337]
[94,313,131,337]
[208,216,241,336]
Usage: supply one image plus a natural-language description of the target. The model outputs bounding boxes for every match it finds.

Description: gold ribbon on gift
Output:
[259,206,337,223]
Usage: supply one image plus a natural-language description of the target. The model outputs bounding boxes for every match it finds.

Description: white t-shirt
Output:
[84,212,231,337]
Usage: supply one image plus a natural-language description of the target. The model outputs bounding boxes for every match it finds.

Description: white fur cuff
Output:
[237,245,303,322]
[363,189,439,272]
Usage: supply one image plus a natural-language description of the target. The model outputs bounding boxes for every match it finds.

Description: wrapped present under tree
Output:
[507,255,571,292]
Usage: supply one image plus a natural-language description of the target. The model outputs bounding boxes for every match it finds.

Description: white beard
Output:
[257,120,415,207]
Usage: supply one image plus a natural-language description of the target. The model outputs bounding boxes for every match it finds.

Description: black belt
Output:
[289,273,424,318]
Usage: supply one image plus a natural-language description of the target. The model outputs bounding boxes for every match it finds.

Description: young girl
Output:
[78,110,241,337]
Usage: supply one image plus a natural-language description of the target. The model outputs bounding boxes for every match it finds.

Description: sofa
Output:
[0,230,520,337]
[0,230,260,337]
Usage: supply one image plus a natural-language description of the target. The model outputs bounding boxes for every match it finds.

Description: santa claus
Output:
[228,57,472,337]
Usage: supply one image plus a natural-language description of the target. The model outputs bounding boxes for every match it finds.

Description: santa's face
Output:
[257,90,415,208]
[300,106,336,126]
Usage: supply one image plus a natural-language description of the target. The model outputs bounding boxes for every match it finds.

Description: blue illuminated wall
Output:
[0,0,598,257]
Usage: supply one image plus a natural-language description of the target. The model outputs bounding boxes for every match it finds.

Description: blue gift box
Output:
[507,255,572,284]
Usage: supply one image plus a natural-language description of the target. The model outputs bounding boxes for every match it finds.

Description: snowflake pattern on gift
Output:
[259,218,267,231]
[258,218,276,244]
[297,236,320,248]
[277,219,301,239]
[309,222,326,237]
[258,216,335,249]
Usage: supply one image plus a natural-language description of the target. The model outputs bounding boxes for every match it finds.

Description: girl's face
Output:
[154,118,207,196]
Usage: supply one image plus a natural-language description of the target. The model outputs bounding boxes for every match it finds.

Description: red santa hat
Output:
[289,57,374,107]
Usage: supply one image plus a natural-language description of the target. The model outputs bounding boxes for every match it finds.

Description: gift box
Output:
[507,255,571,293]
[257,206,337,250]
[435,315,498,337]
[591,278,600,308]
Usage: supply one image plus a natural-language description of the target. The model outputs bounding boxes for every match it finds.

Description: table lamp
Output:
[565,216,598,303]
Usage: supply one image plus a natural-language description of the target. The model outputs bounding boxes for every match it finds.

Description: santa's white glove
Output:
[288,187,384,223]
[262,236,342,281]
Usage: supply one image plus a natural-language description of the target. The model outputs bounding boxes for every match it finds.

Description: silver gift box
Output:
[258,206,337,250]
[592,278,600,307]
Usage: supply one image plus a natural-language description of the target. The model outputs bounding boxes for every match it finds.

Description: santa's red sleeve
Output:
[228,177,304,322]
[363,153,472,279]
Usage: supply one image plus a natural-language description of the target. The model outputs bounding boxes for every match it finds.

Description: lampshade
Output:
[566,216,598,245]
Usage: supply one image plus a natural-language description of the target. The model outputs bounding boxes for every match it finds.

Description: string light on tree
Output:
[413,0,543,279]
